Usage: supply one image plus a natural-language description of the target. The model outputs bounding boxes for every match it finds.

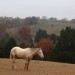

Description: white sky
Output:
[0,0,75,20]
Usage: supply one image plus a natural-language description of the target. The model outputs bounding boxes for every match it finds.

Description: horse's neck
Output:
[30,48,38,56]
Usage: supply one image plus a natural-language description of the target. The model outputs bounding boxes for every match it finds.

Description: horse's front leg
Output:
[24,58,30,71]
[24,61,27,70]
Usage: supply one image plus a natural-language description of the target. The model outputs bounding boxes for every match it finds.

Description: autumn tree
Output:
[36,38,54,60]
[17,26,32,47]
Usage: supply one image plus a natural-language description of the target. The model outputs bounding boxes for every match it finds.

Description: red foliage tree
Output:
[36,38,54,60]
[18,26,31,40]
[17,26,32,47]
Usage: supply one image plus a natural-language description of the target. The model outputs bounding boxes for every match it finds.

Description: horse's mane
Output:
[29,48,40,51]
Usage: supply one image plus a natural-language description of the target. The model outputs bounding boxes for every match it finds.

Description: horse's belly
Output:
[14,48,32,59]
[16,51,26,58]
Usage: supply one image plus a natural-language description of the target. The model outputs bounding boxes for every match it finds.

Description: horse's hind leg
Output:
[27,61,30,71]
[12,56,16,69]
[24,60,27,70]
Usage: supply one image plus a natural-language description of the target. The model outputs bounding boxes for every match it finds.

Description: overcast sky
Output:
[0,0,75,20]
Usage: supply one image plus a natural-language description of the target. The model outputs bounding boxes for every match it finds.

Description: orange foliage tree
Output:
[36,38,54,60]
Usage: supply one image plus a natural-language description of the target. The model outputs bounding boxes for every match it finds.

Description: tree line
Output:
[1,26,75,64]
[0,16,75,27]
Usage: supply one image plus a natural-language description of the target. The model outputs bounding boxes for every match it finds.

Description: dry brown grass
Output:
[0,58,75,75]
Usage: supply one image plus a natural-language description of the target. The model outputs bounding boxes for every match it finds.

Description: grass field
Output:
[0,59,75,75]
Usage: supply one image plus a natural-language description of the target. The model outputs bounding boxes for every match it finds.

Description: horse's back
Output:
[10,47,23,55]
[10,47,30,58]
[11,47,19,52]
[10,47,38,58]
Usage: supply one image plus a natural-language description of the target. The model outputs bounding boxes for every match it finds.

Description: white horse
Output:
[10,47,44,71]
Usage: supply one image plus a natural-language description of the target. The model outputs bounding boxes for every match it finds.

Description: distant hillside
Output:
[30,22,75,36]
[6,22,75,38]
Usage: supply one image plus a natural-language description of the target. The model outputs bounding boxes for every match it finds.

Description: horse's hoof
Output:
[27,69,29,71]
[12,66,17,70]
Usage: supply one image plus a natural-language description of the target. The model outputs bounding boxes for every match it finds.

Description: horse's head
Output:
[37,48,44,59]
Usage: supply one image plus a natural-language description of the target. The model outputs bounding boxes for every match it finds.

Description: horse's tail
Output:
[10,47,16,59]
[10,48,14,59]
[10,51,12,59]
